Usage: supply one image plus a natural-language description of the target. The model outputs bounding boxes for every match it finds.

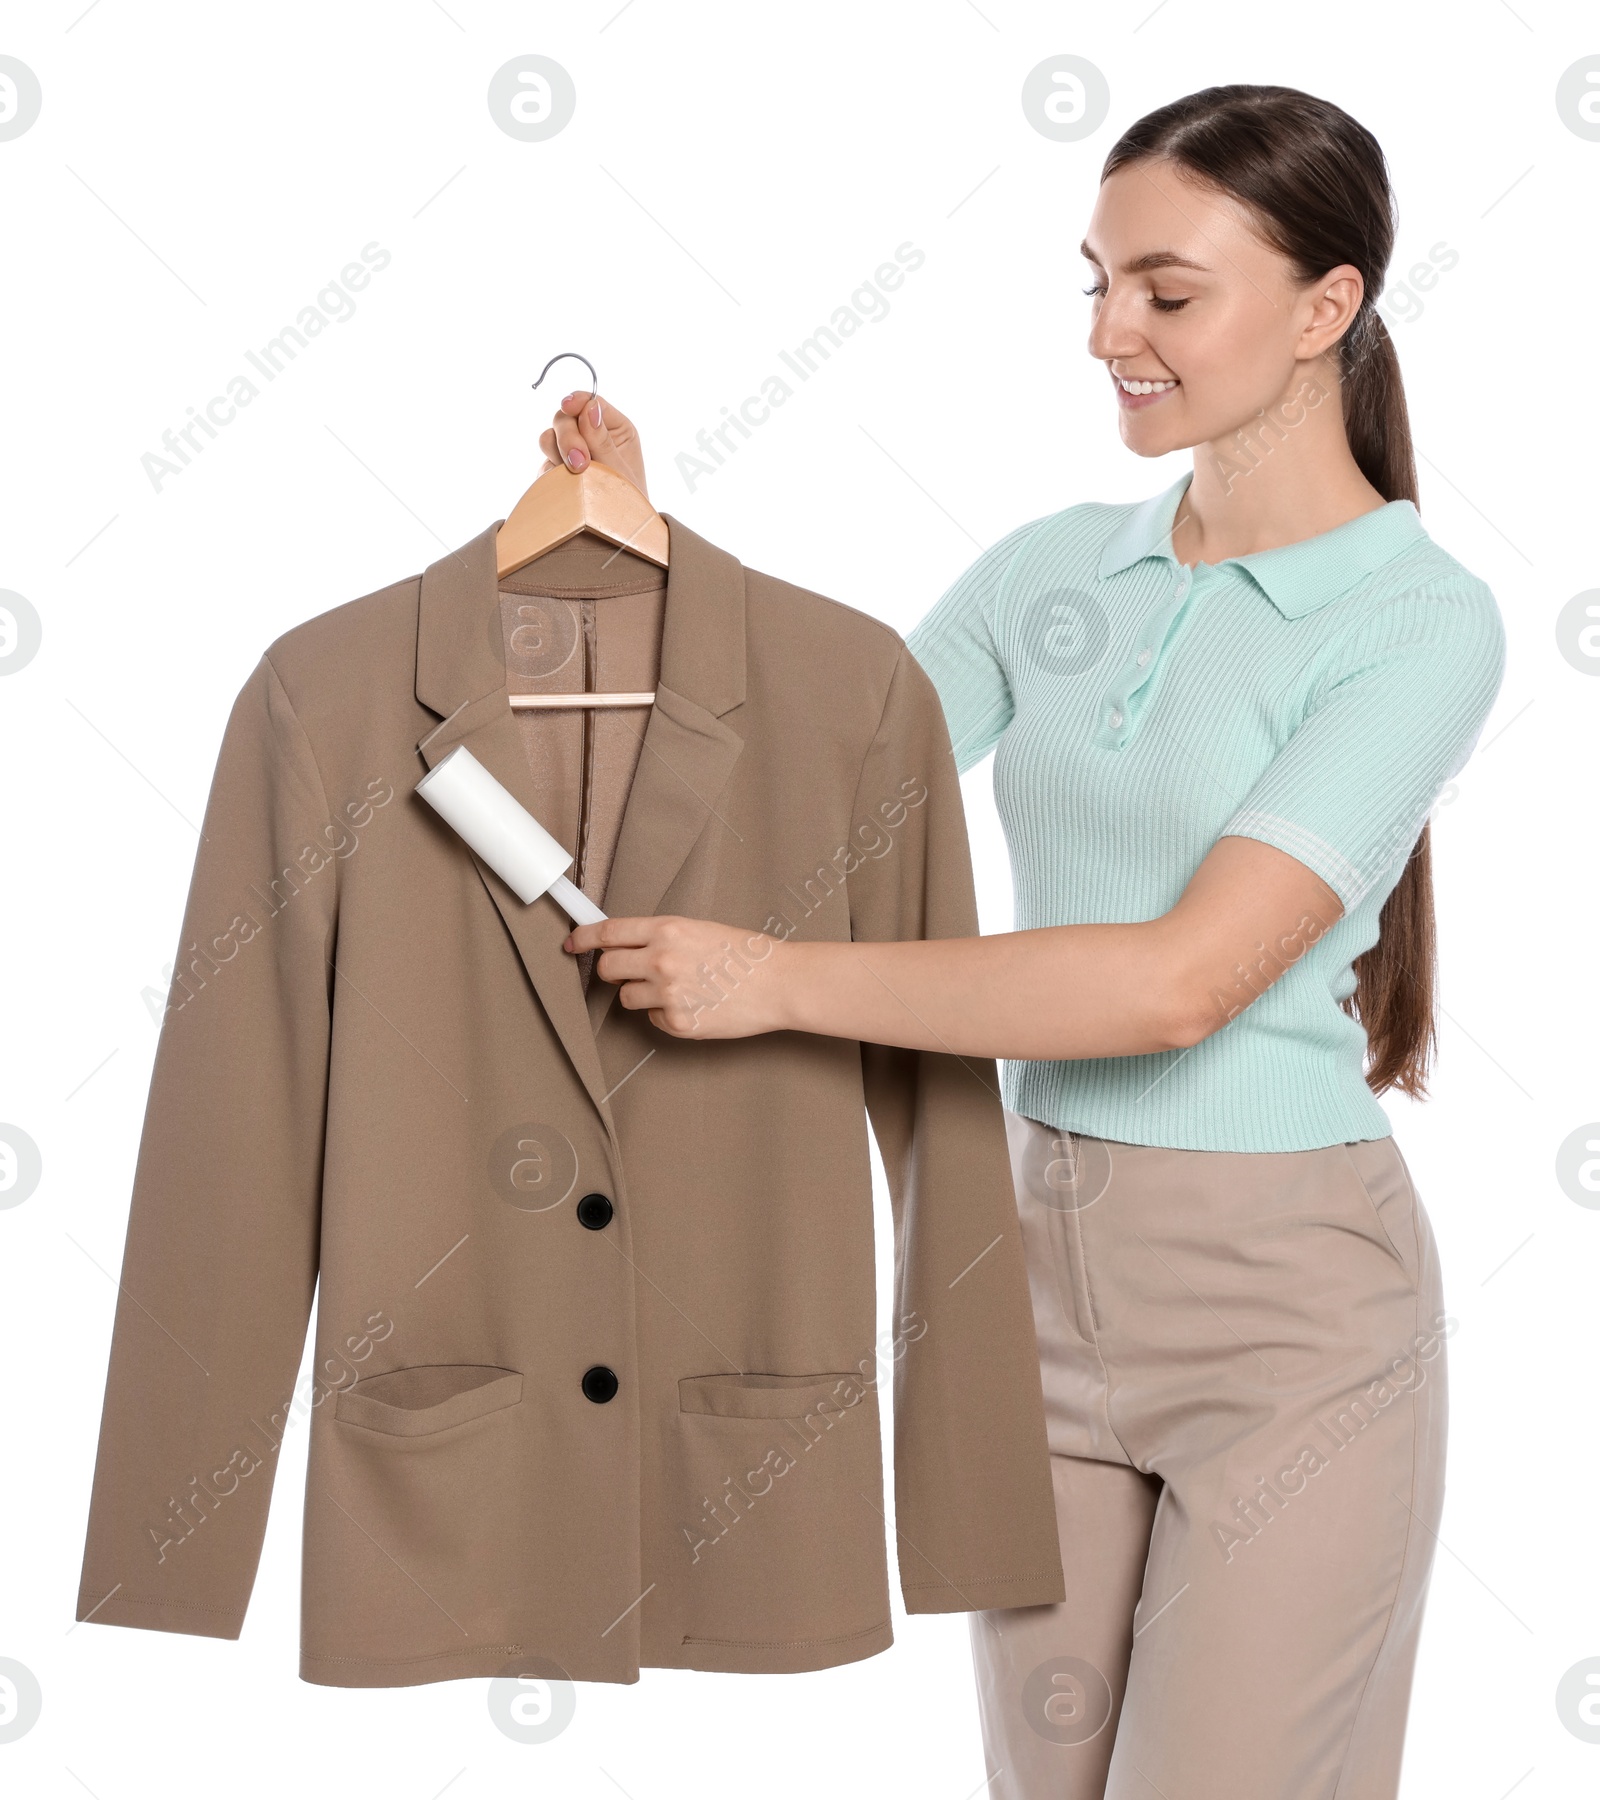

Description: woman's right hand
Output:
[539,393,649,499]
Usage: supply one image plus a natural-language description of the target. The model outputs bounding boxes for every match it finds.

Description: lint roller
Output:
[415,744,607,927]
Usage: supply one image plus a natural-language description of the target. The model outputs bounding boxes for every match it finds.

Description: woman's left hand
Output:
[564,915,789,1039]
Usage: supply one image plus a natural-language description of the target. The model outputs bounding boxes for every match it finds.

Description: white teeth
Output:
[1118,376,1177,395]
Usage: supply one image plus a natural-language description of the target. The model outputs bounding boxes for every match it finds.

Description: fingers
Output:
[591,396,638,452]
[550,391,610,472]
[647,1005,702,1039]
[545,393,649,497]
[612,975,707,1039]
[564,917,656,955]
[549,394,589,470]
[559,915,752,1040]
[593,947,654,985]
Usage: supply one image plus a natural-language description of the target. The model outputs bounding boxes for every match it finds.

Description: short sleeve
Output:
[1222,581,1506,907]
[905,517,1048,772]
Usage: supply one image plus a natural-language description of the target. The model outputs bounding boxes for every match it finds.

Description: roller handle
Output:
[549,875,607,927]
[415,745,610,924]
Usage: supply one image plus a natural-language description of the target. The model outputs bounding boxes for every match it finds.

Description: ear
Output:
[1299,264,1366,360]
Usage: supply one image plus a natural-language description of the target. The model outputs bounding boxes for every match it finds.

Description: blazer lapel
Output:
[414,522,615,1121]
[585,514,746,1033]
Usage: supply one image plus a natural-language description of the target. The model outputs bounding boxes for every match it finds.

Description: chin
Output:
[1119,425,1186,459]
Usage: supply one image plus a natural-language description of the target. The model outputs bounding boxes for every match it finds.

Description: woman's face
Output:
[1080,157,1364,460]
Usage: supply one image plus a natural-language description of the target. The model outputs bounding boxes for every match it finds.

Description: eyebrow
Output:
[1079,241,1213,276]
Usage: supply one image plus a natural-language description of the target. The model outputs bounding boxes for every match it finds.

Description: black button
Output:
[576,1192,613,1231]
[582,1365,619,1404]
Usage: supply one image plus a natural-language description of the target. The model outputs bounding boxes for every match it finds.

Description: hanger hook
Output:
[531,351,598,404]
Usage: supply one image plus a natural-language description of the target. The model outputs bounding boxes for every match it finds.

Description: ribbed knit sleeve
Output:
[905,518,1049,772]
[1221,577,1506,908]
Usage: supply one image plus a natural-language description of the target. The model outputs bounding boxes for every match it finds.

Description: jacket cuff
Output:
[75,1591,245,1640]
[901,1569,1067,1614]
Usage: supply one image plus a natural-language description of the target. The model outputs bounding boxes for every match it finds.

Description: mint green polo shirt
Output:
[906,470,1505,1152]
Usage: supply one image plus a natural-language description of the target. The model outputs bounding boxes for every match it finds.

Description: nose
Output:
[1086,286,1147,369]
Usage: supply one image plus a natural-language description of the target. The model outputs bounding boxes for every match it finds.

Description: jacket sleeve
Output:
[76,653,338,1640]
[846,642,1065,1614]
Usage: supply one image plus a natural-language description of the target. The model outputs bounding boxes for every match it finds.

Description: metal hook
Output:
[531,351,598,404]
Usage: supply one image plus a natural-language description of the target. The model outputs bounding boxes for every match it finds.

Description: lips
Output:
[1110,369,1179,410]
[1112,373,1178,395]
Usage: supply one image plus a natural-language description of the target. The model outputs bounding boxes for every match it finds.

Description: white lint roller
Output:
[415,744,607,926]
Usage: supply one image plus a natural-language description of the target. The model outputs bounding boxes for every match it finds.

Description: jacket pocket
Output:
[671,1370,892,1649]
[313,1364,528,1649]
[334,1364,522,1439]
[679,1371,869,1420]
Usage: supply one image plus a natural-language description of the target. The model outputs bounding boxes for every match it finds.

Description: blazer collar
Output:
[412,513,746,1120]
[416,510,744,719]
[1096,471,1426,620]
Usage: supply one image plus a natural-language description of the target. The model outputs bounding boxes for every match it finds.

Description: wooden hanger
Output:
[498,353,667,712]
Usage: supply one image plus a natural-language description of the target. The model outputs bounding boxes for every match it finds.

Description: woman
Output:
[547,85,1503,1800]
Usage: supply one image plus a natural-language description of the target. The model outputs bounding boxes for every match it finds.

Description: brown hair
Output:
[1102,84,1434,1097]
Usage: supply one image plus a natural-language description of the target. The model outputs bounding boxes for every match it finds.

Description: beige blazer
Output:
[75,515,1065,1688]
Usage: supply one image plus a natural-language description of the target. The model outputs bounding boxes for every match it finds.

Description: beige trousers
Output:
[969,1113,1449,1800]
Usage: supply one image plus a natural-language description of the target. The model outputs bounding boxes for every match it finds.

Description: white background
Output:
[2,2,1595,1796]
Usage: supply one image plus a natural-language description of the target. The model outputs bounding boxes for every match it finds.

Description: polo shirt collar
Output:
[1096,471,1426,619]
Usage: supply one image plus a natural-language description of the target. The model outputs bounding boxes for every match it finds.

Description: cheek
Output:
[1158,315,1296,435]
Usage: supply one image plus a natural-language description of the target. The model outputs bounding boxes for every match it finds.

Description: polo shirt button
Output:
[1108,709,1123,728]
[1136,649,1151,667]
[582,1365,619,1404]
[576,1192,613,1230]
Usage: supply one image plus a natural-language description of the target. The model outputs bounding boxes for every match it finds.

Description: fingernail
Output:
[562,391,576,405]
[589,403,602,428]
[567,447,587,468]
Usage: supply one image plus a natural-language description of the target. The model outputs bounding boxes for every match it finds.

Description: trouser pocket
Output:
[1341,1138,1422,1290]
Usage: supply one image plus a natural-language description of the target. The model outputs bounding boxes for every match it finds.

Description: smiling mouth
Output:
[1111,371,1179,395]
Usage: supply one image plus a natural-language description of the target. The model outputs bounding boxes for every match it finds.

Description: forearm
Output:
[769,922,1200,1060]
[570,838,1342,1052]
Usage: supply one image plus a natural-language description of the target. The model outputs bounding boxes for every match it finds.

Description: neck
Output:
[1175,360,1388,565]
